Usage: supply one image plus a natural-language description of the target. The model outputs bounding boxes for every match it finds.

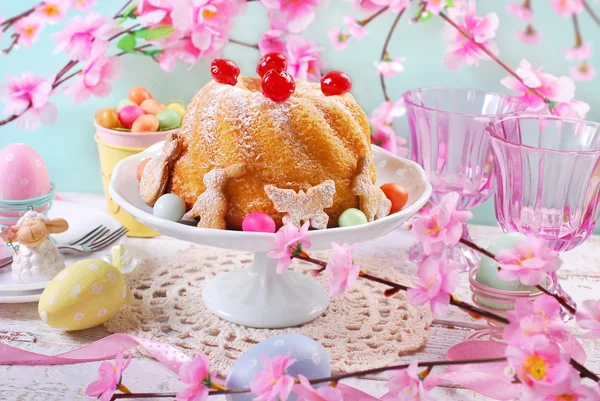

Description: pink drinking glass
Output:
[404,87,527,270]
[488,115,600,311]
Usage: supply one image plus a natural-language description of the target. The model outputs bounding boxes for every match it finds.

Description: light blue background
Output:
[1,1,599,228]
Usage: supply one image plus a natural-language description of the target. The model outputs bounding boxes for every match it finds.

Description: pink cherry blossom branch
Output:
[438,11,547,103]
[228,38,259,50]
[108,23,142,41]
[109,357,508,399]
[379,9,406,101]
[2,34,20,55]
[572,14,583,47]
[359,6,389,26]
[114,0,135,18]
[0,6,36,32]
[583,0,600,26]
[411,2,427,23]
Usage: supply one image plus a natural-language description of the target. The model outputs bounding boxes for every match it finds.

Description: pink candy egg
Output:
[131,114,160,133]
[140,99,164,115]
[0,144,51,201]
[118,105,145,129]
[242,212,276,233]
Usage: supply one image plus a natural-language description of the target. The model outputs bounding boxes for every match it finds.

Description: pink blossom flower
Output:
[0,226,15,243]
[35,0,68,24]
[375,57,406,79]
[425,0,445,15]
[410,192,473,255]
[64,47,123,103]
[259,29,286,55]
[293,375,342,401]
[551,99,590,119]
[371,129,409,158]
[325,242,360,297]
[14,15,45,47]
[349,0,382,12]
[156,37,202,72]
[576,299,600,338]
[506,3,533,22]
[70,0,96,12]
[0,72,57,131]
[506,343,571,394]
[328,27,350,50]
[442,1,499,71]
[551,0,583,16]
[386,361,431,401]
[407,256,459,317]
[377,0,410,12]
[268,221,312,274]
[529,373,600,401]
[496,237,562,286]
[516,25,540,44]
[177,353,223,401]
[344,16,367,40]
[565,42,592,60]
[504,296,569,349]
[250,353,297,401]
[53,12,121,61]
[85,352,131,401]
[571,61,596,81]
[286,35,325,82]
[135,0,173,27]
[370,99,405,133]
[261,0,325,33]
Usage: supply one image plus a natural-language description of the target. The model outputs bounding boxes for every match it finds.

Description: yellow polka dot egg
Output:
[38,258,132,331]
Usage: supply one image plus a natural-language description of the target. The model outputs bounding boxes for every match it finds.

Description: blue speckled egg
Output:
[225,334,330,401]
[153,194,186,221]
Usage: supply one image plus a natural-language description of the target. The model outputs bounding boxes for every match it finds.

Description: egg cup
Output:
[0,183,56,227]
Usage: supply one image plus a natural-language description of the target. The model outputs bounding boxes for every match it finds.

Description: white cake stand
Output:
[109,143,431,329]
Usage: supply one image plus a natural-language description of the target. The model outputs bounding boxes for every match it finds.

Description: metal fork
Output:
[0,226,128,269]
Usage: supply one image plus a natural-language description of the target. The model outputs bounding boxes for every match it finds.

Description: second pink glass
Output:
[403,87,527,270]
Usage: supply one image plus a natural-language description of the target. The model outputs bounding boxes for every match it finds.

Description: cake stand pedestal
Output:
[109,142,431,329]
[203,252,328,328]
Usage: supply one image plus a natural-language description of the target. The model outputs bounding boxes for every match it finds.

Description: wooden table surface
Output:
[1,193,599,401]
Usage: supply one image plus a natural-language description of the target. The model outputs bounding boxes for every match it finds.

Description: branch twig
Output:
[360,6,389,26]
[228,38,259,50]
[379,9,405,101]
[583,0,600,26]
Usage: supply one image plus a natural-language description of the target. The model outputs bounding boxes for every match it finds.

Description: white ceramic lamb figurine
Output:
[5,211,69,283]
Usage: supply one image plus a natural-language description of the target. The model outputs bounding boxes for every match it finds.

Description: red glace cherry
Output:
[211,58,240,85]
[261,70,296,102]
[321,70,352,96]
[256,52,288,77]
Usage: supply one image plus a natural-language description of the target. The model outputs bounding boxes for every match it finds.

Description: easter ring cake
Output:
[139,56,391,230]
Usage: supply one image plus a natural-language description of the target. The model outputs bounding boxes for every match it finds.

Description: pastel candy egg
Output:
[338,208,367,227]
[128,86,153,105]
[166,103,187,119]
[95,107,121,129]
[380,183,409,213]
[0,144,51,201]
[475,232,540,310]
[38,259,132,331]
[140,99,165,115]
[242,212,276,233]
[156,109,182,130]
[116,99,136,111]
[131,114,160,133]
[154,194,186,221]
[118,105,145,129]
[225,334,330,401]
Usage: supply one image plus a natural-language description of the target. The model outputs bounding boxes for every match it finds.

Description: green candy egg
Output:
[338,208,368,227]
[116,99,136,111]
[156,109,182,130]
[475,232,540,310]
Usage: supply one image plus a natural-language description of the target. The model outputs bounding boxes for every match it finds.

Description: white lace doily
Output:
[106,245,433,374]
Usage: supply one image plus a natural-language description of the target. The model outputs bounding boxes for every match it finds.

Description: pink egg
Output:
[118,105,145,129]
[140,99,164,115]
[242,212,276,233]
[0,144,51,201]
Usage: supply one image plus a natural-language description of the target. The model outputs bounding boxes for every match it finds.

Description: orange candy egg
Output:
[131,114,160,133]
[140,99,164,114]
[129,86,153,105]
[137,158,151,181]
[380,183,409,213]
[95,108,121,129]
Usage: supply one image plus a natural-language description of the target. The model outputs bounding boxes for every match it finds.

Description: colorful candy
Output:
[242,212,276,233]
[95,107,121,129]
[140,99,164,115]
[137,158,150,181]
[166,103,186,119]
[118,105,145,129]
[380,183,408,213]
[131,114,160,133]
[129,86,153,105]
[153,194,186,221]
[156,109,182,131]
[338,208,368,227]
